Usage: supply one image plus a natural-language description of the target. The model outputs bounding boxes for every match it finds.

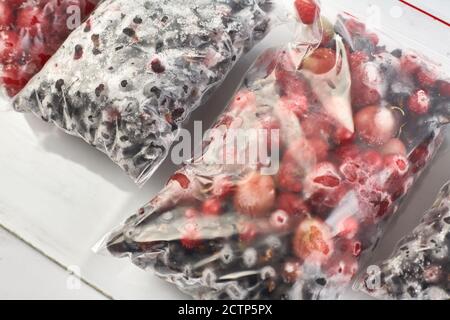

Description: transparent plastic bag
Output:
[0,0,99,98]
[98,2,450,299]
[358,181,450,300]
[11,0,309,186]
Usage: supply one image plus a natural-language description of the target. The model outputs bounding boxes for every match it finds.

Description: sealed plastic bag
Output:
[11,0,307,185]
[99,2,450,299]
[358,181,450,300]
[0,0,99,97]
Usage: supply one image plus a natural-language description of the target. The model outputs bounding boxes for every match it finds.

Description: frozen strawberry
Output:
[277,192,310,218]
[355,106,398,146]
[0,2,14,30]
[408,89,430,115]
[380,138,407,156]
[202,197,223,216]
[0,30,21,63]
[293,218,333,263]
[234,172,275,217]
[294,0,319,25]
[302,48,336,75]
[304,162,342,196]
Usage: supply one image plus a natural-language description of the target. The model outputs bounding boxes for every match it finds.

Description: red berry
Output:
[234,172,275,217]
[416,67,436,89]
[0,30,22,63]
[294,0,319,25]
[202,198,222,216]
[293,218,333,263]
[304,162,342,196]
[380,138,407,156]
[180,222,201,250]
[438,80,450,97]
[384,154,409,176]
[302,48,336,74]
[355,106,398,146]
[280,94,309,119]
[270,210,290,230]
[408,89,430,115]
[16,6,45,37]
[400,53,420,75]
[277,192,310,217]
[351,62,383,108]
[0,2,14,30]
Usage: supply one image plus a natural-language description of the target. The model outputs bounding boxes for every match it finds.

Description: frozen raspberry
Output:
[380,138,407,156]
[202,197,223,216]
[277,193,310,218]
[294,0,319,25]
[408,89,430,115]
[293,218,333,263]
[234,172,275,217]
[302,48,336,75]
[355,106,398,146]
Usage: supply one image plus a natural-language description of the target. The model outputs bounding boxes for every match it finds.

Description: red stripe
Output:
[399,0,450,27]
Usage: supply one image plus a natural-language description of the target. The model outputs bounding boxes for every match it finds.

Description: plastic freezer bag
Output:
[99,5,450,299]
[11,0,307,185]
[0,0,99,97]
[358,181,450,300]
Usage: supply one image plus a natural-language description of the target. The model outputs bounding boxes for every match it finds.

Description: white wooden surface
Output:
[0,0,448,300]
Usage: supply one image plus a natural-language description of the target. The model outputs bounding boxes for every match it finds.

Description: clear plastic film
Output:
[97,1,450,299]
[358,181,450,300]
[0,0,100,98]
[11,0,310,186]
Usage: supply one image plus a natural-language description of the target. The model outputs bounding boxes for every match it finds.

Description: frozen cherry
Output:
[355,105,398,146]
[234,172,276,217]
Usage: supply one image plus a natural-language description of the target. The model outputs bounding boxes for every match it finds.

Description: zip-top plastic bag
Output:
[98,1,450,299]
[358,180,450,300]
[0,0,99,97]
[11,0,311,186]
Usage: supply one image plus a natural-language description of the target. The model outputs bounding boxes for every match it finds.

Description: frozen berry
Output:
[234,172,275,217]
[384,154,409,176]
[416,67,436,89]
[408,89,430,115]
[293,218,333,263]
[16,6,45,37]
[0,2,14,30]
[294,0,319,25]
[304,162,342,196]
[380,138,407,156]
[202,197,223,216]
[277,193,310,217]
[302,48,336,74]
[355,106,398,146]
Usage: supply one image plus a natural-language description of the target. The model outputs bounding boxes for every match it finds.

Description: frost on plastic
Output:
[100,8,450,299]
[0,0,99,98]
[359,181,450,300]
[11,0,280,185]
